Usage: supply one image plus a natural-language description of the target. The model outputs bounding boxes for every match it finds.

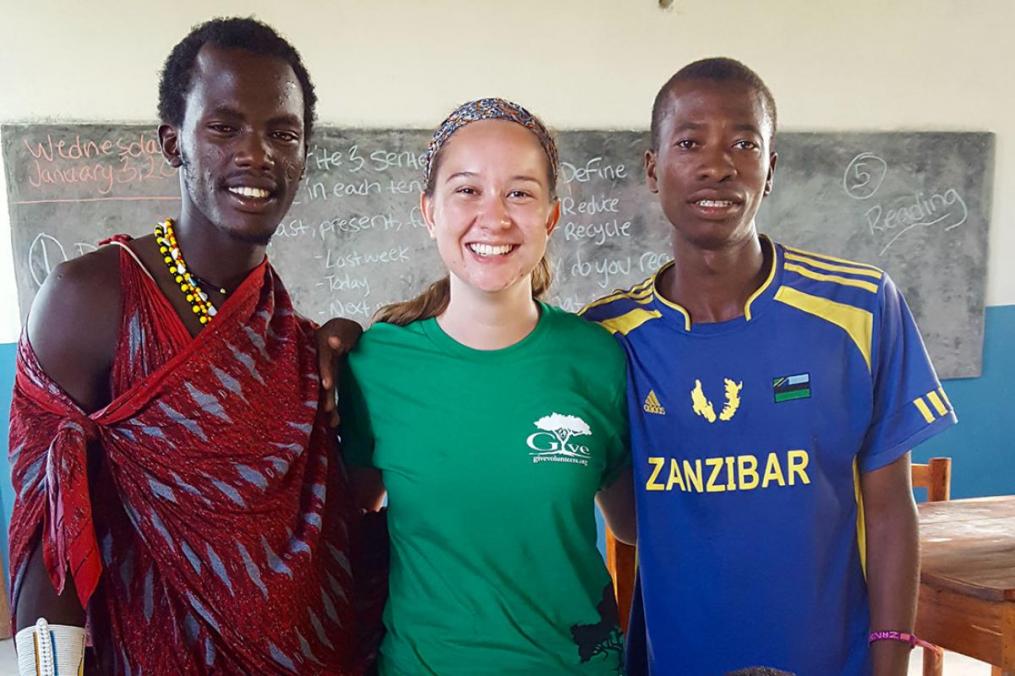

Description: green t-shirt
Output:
[340,303,629,675]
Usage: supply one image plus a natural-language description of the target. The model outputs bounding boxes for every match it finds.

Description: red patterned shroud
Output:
[8,243,368,674]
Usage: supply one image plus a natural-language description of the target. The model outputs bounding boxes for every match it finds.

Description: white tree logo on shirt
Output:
[527,413,592,466]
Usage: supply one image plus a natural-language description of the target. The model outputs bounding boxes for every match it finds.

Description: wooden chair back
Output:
[605,530,636,632]
[911,457,952,502]
[908,456,952,676]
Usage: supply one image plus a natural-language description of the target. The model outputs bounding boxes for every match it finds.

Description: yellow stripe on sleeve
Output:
[597,308,663,336]
[578,276,655,315]
[927,391,948,416]
[783,245,884,272]
[784,251,884,279]
[913,397,936,423]
[784,263,880,293]
[937,387,953,409]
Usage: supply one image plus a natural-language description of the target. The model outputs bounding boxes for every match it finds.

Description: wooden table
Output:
[917,496,1015,675]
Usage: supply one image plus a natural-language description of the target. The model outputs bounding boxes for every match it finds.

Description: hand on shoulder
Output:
[317,316,364,426]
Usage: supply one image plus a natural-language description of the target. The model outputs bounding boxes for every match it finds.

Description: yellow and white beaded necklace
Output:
[154,218,223,325]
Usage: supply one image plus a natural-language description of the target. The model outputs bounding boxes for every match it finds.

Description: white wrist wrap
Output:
[15,618,85,676]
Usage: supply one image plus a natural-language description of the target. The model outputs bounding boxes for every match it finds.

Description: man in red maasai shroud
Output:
[8,18,380,675]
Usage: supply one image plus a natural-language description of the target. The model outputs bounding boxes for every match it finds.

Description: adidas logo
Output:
[643,390,666,415]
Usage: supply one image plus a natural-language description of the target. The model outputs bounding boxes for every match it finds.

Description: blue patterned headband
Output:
[423,97,559,188]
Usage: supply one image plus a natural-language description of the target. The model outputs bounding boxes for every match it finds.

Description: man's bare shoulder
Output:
[26,245,124,411]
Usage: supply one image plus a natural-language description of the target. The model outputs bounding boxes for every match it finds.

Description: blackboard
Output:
[2,124,993,378]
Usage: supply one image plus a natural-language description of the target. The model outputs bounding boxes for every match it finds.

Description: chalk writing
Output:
[23,135,110,162]
[638,251,671,274]
[28,233,67,287]
[29,159,115,194]
[319,273,370,296]
[560,157,627,184]
[321,246,411,271]
[114,133,162,162]
[306,144,366,173]
[21,132,155,162]
[866,188,968,255]
[333,178,382,197]
[843,152,888,200]
[325,299,375,319]
[560,194,620,216]
[114,154,176,185]
[317,213,402,239]
[22,131,174,197]
[596,256,633,289]
[570,250,633,289]
[562,219,632,245]
[294,177,383,204]
[346,145,366,173]
[23,132,164,163]
[308,145,341,171]
[295,181,327,205]
[370,149,426,172]
[14,196,178,206]
[408,205,427,229]
[276,208,424,240]
[388,179,425,194]
[274,218,312,239]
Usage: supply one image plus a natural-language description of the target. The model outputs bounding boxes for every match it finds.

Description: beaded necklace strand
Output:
[154,218,222,325]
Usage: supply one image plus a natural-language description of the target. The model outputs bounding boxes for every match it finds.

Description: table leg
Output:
[921,646,942,676]
[1000,599,1015,675]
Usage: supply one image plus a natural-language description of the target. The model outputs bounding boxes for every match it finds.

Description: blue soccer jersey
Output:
[582,237,956,675]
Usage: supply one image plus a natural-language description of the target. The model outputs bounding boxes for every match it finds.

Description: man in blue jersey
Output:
[582,58,956,675]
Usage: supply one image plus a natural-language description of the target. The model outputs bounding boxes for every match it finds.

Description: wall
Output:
[0,0,1012,570]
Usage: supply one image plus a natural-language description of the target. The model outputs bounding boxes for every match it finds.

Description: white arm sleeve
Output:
[15,618,86,676]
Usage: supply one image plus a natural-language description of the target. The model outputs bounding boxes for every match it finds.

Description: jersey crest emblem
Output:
[690,378,743,423]
[643,390,666,415]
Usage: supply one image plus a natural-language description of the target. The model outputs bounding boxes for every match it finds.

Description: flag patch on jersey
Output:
[773,373,811,402]
[643,390,666,415]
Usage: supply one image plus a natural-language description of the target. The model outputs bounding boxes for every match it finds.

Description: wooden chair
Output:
[910,457,952,676]
[603,456,954,669]
[911,457,951,503]
[605,530,636,633]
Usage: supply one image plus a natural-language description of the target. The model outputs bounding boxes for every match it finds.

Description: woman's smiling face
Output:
[422,119,559,296]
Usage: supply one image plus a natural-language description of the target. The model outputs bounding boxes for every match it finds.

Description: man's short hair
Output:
[650,57,777,149]
[158,17,318,141]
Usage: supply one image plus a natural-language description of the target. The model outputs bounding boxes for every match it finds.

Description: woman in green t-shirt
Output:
[339,98,634,675]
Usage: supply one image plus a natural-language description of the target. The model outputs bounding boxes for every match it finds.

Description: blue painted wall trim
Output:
[1,340,15,581]
[2,307,1014,579]
[910,305,1014,498]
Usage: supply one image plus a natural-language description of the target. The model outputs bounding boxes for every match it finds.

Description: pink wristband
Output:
[868,630,941,653]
